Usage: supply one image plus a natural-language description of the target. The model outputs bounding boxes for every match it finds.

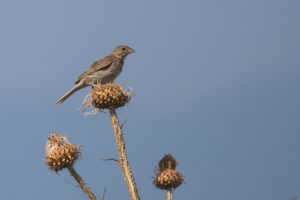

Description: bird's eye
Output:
[122,48,126,51]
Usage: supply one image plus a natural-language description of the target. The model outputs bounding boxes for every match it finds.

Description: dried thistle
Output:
[83,83,133,111]
[158,154,178,171]
[155,169,184,190]
[154,154,184,191]
[45,133,81,172]
[45,133,97,200]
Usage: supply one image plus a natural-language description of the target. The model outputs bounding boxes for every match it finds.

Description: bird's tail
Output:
[56,83,86,104]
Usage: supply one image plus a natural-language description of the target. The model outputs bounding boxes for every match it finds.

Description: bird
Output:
[56,45,135,104]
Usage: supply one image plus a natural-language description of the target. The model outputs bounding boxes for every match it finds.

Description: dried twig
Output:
[101,158,120,163]
[101,187,106,200]
[67,165,97,200]
[120,118,128,129]
[65,180,81,188]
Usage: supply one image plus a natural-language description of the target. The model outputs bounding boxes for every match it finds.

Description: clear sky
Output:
[0,0,299,199]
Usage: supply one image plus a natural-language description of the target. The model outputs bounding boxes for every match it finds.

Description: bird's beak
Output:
[129,48,135,53]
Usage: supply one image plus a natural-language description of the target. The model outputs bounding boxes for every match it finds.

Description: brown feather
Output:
[75,56,113,84]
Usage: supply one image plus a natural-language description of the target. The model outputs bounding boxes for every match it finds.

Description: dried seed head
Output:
[158,154,178,171]
[154,154,184,190]
[45,133,81,172]
[84,83,133,111]
[154,169,184,190]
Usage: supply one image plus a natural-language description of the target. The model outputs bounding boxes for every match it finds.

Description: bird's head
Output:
[112,45,135,58]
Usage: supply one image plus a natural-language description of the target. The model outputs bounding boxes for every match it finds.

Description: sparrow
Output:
[56,45,135,104]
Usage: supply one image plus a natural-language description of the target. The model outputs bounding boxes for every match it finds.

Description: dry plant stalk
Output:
[86,83,139,200]
[83,83,139,199]
[167,190,173,200]
[100,187,107,200]
[67,165,97,200]
[110,109,140,200]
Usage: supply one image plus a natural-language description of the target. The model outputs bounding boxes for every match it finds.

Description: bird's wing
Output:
[75,56,113,84]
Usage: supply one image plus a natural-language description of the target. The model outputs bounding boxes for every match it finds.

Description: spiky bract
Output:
[154,169,184,190]
[86,83,133,110]
[45,133,81,172]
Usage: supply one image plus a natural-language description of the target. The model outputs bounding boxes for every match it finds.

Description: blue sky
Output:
[0,0,299,199]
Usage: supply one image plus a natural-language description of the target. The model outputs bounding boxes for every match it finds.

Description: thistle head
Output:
[83,83,133,111]
[153,154,184,191]
[45,133,81,172]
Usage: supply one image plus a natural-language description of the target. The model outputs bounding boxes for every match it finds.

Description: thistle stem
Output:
[67,165,97,200]
[109,109,140,200]
[167,190,173,200]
